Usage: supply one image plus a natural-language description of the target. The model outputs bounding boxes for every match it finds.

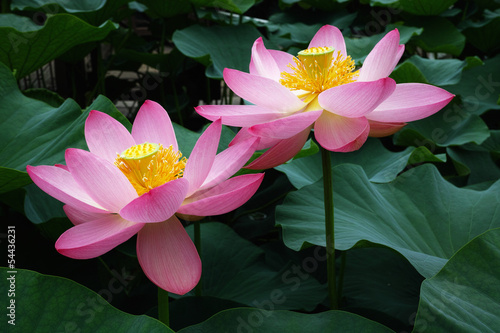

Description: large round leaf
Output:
[393,107,490,148]
[342,248,423,328]
[276,164,500,278]
[0,60,130,194]
[178,308,395,333]
[275,138,445,189]
[190,0,256,14]
[414,228,500,332]
[0,268,172,332]
[183,222,327,311]
[461,9,500,54]
[391,55,467,86]
[0,13,117,79]
[445,54,500,115]
[11,0,132,26]
[400,0,458,16]
[172,24,264,79]
[413,17,465,56]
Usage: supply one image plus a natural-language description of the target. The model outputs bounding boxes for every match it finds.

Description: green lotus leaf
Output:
[0,13,117,79]
[178,308,395,332]
[0,268,173,332]
[276,164,500,278]
[414,228,500,332]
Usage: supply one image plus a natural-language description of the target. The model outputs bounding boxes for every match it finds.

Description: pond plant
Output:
[1,1,499,332]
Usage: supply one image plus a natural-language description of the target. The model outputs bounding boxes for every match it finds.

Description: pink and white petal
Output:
[132,100,178,151]
[269,50,295,74]
[314,112,369,150]
[195,105,285,127]
[318,78,396,118]
[357,29,401,82]
[55,164,69,171]
[224,68,306,113]
[332,125,370,152]
[391,44,405,70]
[27,165,107,214]
[368,120,407,137]
[183,120,221,196]
[245,126,312,169]
[66,149,138,213]
[137,216,201,295]
[230,127,280,150]
[178,173,264,216]
[249,37,281,81]
[55,214,144,259]
[63,205,110,225]
[120,178,189,223]
[200,137,259,190]
[366,83,455,122]
[85,111,136,164]
[308,25,347,57]
[249,110,322,139]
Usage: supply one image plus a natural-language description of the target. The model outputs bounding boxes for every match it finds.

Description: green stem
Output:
[158,288,170,326]
[321,146,338,309]
[337,251,346,303]
[194,220,202,296]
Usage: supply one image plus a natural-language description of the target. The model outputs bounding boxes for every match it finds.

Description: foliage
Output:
[1,0,499,332]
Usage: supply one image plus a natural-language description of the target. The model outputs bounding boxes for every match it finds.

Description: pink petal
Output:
[249,37,281,81]
[200,137,259,190]
[309,25,347,58]
[314,112,369,150]
[357,29,402,82]
[249,110,322,139]
[55,214,144,259]
[245,126,312,169]
[333,125,370,152]
[366,83,455,122]
[132,100,178,151]
[318,78,396,118]
[119,178,189,223]
[195,104,285,127]
[66,149,138,213]
[392,44,405,70]
[230,127,280,150]
[55,164,69,171]
[63,205,110,225]
[224,68,306,113]
[183,120,221,196]
[368,120,407,137]
[27,165,107,214]
[178,173,264,216]
[137,216,201,295]
[269,50,295,74]
[85,111,136,164]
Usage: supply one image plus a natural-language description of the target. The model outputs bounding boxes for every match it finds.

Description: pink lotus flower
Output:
[196,25,454,169]
[27,100,263,295]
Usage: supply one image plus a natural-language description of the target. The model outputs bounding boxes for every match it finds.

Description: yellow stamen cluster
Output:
[280,47,356,95]
[115,143,187,196]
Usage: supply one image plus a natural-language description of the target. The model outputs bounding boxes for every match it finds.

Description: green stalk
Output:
[321,146,338,309]
[158,288,170,326]
[194,220,202,296]
[337,251,347,303]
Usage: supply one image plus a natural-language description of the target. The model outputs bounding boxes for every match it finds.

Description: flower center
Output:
[280,46,356,97]
[115,142,187,196]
